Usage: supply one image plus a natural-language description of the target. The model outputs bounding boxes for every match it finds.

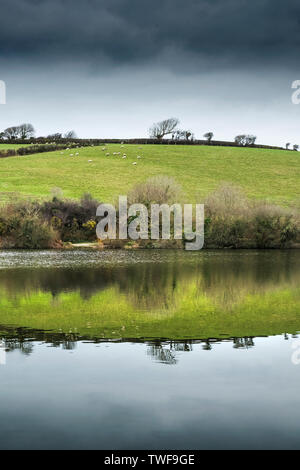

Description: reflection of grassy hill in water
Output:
[0,275,299,340]
[0,251,299,340]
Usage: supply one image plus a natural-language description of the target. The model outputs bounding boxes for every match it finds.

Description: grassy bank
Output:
[0,143,31,150]
[0,143,298,205]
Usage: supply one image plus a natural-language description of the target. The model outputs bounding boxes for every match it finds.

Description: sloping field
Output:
[0,143,298,204]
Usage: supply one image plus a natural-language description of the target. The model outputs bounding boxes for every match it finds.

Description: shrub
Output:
[205,184,249,218]
[39,193,101,242]
[128,176,182,208]
[252,204,299,248]
[0,149,17,158]
[0,203,58,249]
[13,216,58,249]
[203,184,299,248]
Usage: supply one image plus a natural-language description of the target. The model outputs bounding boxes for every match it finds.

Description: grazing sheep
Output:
[106,153,110,156]
[122,155,127,159]
[132,162,137,165]
[88,160,93,162]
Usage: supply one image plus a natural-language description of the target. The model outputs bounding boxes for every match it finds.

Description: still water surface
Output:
[0,250,299,449]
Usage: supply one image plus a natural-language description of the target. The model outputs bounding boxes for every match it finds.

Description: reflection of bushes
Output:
[0,251,298,313]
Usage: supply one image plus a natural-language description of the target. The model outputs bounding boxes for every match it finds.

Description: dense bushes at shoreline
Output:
[0,203,58,249]
[0,194,101,249]
[126,179,300,249]
[204,185,299,248]
[0,182,298,249]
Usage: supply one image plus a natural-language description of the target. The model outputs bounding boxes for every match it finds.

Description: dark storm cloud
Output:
[1,0,300,67]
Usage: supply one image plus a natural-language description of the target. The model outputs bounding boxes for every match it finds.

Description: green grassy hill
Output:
[0,143,31,150]
[0,143,298,205]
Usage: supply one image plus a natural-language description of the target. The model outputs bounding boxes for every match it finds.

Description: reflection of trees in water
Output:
[0,263,197,309]
[200,337,255,351]
[146,337,257,363]
[0,326,297,365]
[146,336,273,362]
[199,252,300,309]
[2,338,34,356]
[0,327,79,356]
[146,341,193,365]
[233,337,255,349]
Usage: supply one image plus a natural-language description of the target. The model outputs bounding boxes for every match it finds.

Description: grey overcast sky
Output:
[0,0,300,145]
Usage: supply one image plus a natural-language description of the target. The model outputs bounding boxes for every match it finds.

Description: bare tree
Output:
[2,124,35,140]
[173,129,194,140]
[149,118,179,140]
[246,135,257,145]
[234,135,246,146]
[173,130,184,140]
[47,133,62,140]
[204,132,214,143]
[64,130,77,139]
[3,126,19,140]
[184,130,193,140]
[235,134,256,146]
[286,143,291,150]
[293,144,299,151]
[18,123,35,139]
